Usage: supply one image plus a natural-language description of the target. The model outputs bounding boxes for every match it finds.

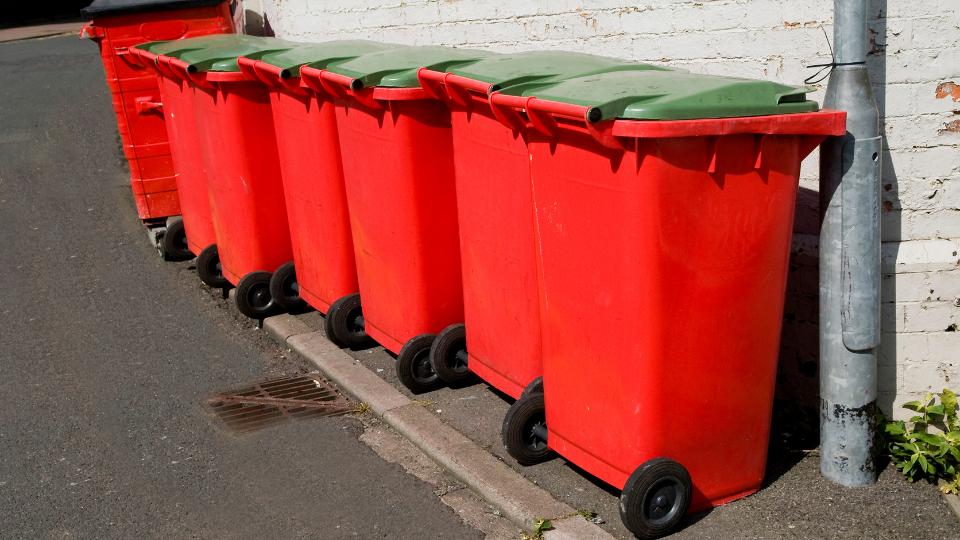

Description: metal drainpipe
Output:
[819,0,882,486]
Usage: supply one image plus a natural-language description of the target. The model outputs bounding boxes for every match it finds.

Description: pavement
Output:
[272,313,960,539]
[2,30,958,540]
[0,35,495,539]
[0,21,84,43]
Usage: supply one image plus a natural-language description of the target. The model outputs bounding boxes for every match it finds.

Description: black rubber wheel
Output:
[196,244,229,289]
[619,458,692,539]
[269,261,307,313]
[430,323,470,384]
[501,392,551,465]
[160,217,191,261]
[396,334,441,394]
[235,271,280,319]
[520,376,544,399]
[324,293,373,349]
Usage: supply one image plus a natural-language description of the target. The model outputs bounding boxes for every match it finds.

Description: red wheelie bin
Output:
[80,0,234,259]
[416,52,665,397]
[300,46,493,392]
[167,36,296,318]
[129,36,249,290]
[234,41,396,321]
[489,70,845,538]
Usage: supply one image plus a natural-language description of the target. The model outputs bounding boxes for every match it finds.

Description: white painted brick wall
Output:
[249,0,960,420]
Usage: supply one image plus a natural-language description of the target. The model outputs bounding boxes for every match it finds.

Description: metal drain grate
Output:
[207,373,351,433]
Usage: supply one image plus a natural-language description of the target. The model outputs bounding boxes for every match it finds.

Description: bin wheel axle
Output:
[502,392,552,466]
[430,323,471,385]
[325,293,373,349]
[269,261,308,313]
[235,271,279,320]
[196,244,229,290]
[397,334,441,394]
[520,377,544,399]
[619,458,691,539]
[159,216,191,261]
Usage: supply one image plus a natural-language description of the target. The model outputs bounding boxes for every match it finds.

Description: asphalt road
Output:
[0,36,481,539]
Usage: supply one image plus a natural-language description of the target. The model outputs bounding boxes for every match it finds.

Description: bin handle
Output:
[255,61,306,94]
[157,56,184,80]
[299,66,329,96]
[134,49,159,70]
[236,57,291,90]
[160,56,186,81]
[525,99,592,125]
[79,23,104,41]
[318,70,384,110]
[135,96,163,114]
[416,68,447,100]
[442,73,489,107]
[608,110,847,139]
[416,68,490,107]
[154,54,177,78]
[115,46,145,69]
[488,93,625,149]
[488,93,531,132]
[237,57,268,85]
[489,94,588,134]
[320,70,363,91]
[166,57,212,88]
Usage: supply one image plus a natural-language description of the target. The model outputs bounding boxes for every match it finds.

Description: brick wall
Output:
[251,0,960,420]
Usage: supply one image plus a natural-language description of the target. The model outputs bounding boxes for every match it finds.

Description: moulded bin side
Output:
[448,105,537,399]
[163,35,297,284]
[531,129,815,509]
[421,51,661,398]
[191,78,292,284]
[317,45,492,355]
[82,0,234,220]
[250,40,400,311]
[335,98,464,353]
[510,68,844,514]
[268,89,359,312]
[156,73,216,254]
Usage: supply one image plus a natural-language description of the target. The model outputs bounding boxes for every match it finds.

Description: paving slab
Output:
[266,315,613,537]
[274,312,960,539]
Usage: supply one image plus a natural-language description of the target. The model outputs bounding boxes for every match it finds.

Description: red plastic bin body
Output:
[81,2,233,221]
[516,107,845,511]
[417,71,541,399]
[240,60,360,313]
[313,73,464,354]
[189,70,292,285]
[152,57,217,254]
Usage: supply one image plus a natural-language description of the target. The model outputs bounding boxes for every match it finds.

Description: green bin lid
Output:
[132,34,251,57]
[173,36,296,72]
[511,70,818,121]
[446,51,668,92]
[324,46,495,88]
[256,40,400,78]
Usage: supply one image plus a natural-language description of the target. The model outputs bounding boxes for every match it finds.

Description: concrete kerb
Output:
[384,403,573,524]
[943,491,960,522]
[263,313,313,342]
[262,314,614,538]
[287,331,410,416]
